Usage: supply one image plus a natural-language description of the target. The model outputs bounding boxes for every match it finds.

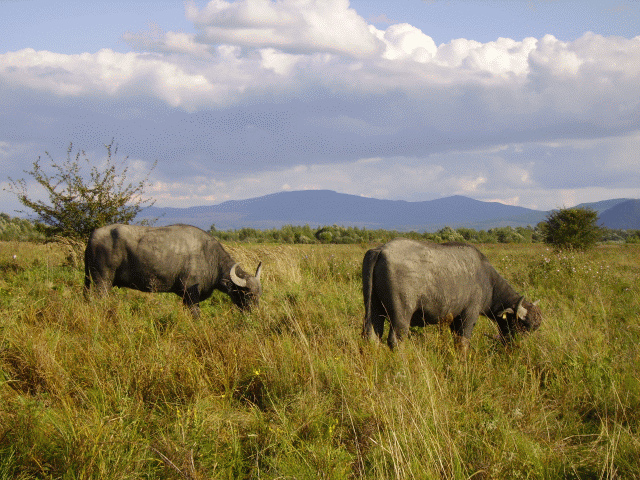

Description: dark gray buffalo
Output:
[85,224,262,316]
[362,238,542,355]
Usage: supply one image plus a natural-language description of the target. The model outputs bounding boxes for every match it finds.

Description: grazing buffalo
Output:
[85,224,262,317]
[362,238,542,355]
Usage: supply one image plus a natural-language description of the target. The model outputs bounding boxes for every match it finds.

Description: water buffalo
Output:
[362,238,542,355]
[84,224,262,317]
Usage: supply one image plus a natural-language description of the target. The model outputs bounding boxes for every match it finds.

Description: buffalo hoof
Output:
[455,336,471,359]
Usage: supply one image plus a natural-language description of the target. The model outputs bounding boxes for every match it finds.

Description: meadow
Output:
[0,239,638,479]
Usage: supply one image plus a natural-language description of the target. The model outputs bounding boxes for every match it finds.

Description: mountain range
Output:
[135,190,640,232]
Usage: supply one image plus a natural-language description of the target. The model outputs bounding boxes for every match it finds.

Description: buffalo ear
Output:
[497,307,514,319]
[255,262,262,281]
[230,263,247,288]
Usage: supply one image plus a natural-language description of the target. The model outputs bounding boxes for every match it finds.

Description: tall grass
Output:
[0,240,638,478]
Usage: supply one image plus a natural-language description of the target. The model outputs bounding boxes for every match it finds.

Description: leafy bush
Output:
[5,141,156,240]
[491,226,526,243]
[539,207,601,251]
[436,226,465,242]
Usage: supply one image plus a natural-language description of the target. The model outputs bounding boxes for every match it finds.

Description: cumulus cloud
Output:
[122,23,211,57]
[185,0,381,57]
[2,5,639,123]
[0,48,220,109]
[374,23,437,62]
[3,16,638,127]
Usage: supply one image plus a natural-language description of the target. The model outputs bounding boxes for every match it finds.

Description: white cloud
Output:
[434,37,483,68]
[530,34,584,77]
[374,23,437,62]
[260,48,301,75]
[122,24,211,57]
[131,141,637,211]
[3,13,640,124]
[147,177,227,204]
[486,197,521,207]
[1,134,638,216]
[462,37,537,76]
[456,175,487,193]
[0,141,25,162]
[185,0,381,57]
[0,48,219,109]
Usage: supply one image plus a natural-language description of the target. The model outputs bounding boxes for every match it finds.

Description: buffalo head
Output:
[227,262,263,310]
[496,297,542,341]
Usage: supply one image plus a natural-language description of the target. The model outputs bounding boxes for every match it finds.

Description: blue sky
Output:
[3,1,639,52]
[1,0,640,214]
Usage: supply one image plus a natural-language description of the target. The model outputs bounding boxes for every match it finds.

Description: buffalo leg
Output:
[371,308,385,341]
[496,315,517,342]
[182,284,201,318]
[363,295,386,343]
[86,269,113,298]
[449,309,479,358]
[387,325,397,350]
[386,297,410,350]
[454,336,471,358]
[361,310,375,342]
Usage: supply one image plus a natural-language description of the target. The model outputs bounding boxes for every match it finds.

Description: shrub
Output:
[539,207,601,251]
[5,141,156,240]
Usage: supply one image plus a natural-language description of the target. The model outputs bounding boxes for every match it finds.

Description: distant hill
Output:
[135,190,638,232]
[599,199,640,229]
[575,198,633,214]
[137,190,545,231]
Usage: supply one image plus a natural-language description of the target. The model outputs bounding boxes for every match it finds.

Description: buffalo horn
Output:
[516,296,527,320]
[230,263,247,288]
[255,262,262,281]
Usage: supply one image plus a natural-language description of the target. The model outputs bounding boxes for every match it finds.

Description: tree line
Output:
[2,212,640,247]
[209,222,640,246]
[0,213,46,242]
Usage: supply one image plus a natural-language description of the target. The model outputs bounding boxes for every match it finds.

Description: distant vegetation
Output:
[210,223,539,244]
[0,213,45,242]
[209,222,640,246]
[4,213,640,246]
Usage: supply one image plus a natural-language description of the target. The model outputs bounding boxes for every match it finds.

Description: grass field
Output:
[0,240,638,479]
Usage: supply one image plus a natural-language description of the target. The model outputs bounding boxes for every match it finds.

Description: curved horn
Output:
[255,262,262,281]
[516,296,527,320]
[230,263,247,288]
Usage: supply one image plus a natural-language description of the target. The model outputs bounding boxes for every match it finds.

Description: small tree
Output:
[436,226,465,243]
[6,141,156,239]
[540,207,601,251]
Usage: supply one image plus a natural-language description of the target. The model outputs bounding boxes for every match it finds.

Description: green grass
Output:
[1,240,639,479]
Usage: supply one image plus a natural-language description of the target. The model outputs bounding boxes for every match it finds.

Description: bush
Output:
[437,226,465,242]
[491,226,526,244]
[539,207,601,251]
[5,141,156,240]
